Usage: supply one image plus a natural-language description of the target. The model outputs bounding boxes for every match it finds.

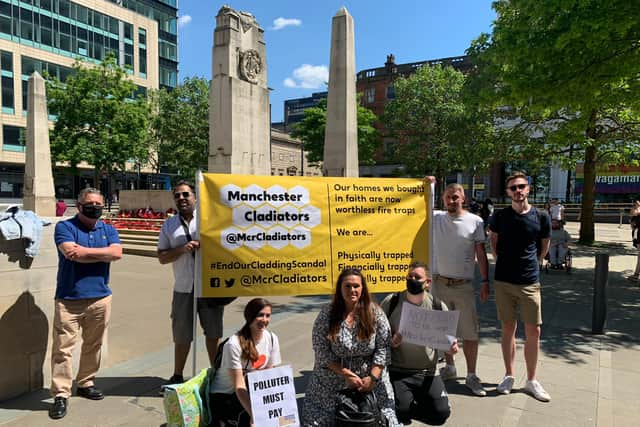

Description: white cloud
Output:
[283,64,328,89]
[271,17,302,31]
[177,15,192,28]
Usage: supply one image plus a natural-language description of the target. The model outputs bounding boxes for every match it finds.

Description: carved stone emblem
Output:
[239,49,262,84]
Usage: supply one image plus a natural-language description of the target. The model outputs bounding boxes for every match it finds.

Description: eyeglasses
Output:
[174,191,193,199]
[508,184,527,192]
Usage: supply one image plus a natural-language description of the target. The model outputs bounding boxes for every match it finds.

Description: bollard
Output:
[592,253,609,334]
[619,209,623,228]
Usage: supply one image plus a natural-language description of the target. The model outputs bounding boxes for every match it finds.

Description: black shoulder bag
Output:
[334,323,386,427]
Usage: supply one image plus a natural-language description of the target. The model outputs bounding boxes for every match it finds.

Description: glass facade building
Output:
[0,0,173,198]
[108,0,177,88]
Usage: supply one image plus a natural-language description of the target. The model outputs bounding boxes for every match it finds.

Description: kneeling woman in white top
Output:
[210,298,281,427]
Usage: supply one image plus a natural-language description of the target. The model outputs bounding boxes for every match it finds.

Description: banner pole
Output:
[191,170,203,377]
[428,181,435,274]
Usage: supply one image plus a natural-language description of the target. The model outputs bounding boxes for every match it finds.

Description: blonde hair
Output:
[444,183,464,194]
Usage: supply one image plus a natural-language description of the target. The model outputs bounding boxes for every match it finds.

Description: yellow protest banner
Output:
[199,174,430,297]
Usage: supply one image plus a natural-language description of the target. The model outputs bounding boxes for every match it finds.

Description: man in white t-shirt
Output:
[157,181,224,389]
[549,198,565,223]
[429,181,490,397]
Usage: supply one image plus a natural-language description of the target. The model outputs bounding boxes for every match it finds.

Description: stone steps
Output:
[116,229,159,257]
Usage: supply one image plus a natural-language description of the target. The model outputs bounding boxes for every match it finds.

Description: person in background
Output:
[480,198,494,229]
[210,298,281,427]
[549,198,565,225]
[55,199,67,217]
[381,261,458,425]
[49,188,122,420]
[628,200,640,282]
[302,268,400,427]
[549,220,571,269]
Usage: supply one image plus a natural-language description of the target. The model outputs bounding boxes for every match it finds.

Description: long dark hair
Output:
[328,268,375,342]
[238,298,272,363]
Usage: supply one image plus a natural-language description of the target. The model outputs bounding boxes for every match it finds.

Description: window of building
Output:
[138,28,146,47]
[139,47,147,76]
[287,166,297,176]
[2,76,14,111]
[0,2,10,35]
[21,78,27,113]
[1,51,13,73]
[386,85,395,99]
[365,87,375,104]
[160,67,177,88]
[2,125,25,151]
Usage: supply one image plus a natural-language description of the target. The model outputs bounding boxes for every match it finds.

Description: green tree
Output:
[290,98,380,166]
[46,56,151,187]
[467,0,640,243]
[149,77,210,181]
[383,64,503,197]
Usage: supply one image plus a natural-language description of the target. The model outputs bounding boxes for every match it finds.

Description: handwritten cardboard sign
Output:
[398,302,459,351]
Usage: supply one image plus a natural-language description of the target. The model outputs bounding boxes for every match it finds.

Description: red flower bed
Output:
[104,208,177,231]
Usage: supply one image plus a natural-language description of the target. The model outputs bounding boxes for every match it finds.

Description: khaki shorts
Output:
[494,280,542,325]
[432,276,479,341]
[171,291,224,344]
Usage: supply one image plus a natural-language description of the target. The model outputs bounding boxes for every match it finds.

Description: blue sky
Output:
[177,1,496,122]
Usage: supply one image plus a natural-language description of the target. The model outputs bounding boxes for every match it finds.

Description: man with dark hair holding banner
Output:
[158,180,223,390]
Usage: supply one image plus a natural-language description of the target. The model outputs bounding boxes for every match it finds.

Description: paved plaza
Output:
[1,222,639,426]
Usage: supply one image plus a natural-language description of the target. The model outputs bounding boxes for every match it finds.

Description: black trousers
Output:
[209,392,250,427]
[389,370,451,426]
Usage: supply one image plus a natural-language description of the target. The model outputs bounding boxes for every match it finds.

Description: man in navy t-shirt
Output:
[488,171,551,402]
[49,188,122,420]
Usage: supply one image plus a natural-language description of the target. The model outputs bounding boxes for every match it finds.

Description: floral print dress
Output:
[302,303,401,427]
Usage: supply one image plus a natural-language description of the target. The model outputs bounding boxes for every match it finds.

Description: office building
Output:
[0,0,176,199]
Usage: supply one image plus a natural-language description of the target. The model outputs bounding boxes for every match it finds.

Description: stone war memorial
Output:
[0,72,59,401]
[323,7,359,177]
[209,5,271,175]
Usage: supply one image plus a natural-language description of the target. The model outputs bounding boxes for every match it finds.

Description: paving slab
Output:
[1,222,639,426]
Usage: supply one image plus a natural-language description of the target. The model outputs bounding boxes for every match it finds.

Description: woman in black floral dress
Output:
[302,268,400,426]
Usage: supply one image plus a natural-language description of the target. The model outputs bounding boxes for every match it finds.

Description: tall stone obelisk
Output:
[23,71,55,216]
[323,7,358,177]
[209,6,271,175]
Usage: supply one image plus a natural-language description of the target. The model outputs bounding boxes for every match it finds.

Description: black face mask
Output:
[406,278,425,295]
[81,204,103,219]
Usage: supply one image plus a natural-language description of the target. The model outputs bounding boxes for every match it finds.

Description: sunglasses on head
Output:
[174,191,192,199]
[508,183,527,192]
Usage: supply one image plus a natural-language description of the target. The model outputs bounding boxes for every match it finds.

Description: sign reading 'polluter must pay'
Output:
[199,174,430,297]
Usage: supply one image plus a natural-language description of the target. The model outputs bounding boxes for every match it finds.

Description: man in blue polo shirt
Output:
[49,188,122,420]
[488,172,551,402]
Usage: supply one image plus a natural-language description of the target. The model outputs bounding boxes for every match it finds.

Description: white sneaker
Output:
[439,365,457,380]
[524,379,551,402]
[465,374,487,396]
[497,375,515,394]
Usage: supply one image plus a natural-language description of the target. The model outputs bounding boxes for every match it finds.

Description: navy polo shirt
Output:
[489,206,551,285]
[54,216,121,300]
